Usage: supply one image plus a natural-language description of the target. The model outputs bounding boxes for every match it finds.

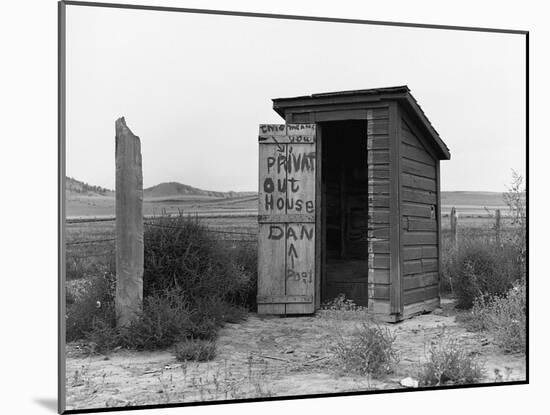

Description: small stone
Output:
[400,377,419,388]
[433,308,444,315]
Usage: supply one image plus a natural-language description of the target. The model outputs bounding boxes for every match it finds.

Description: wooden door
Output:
[257,124,317,314]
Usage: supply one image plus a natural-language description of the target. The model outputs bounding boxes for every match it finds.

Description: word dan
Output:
[267,224,314,241]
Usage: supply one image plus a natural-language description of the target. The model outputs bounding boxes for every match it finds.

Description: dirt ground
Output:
[65,299,526,411]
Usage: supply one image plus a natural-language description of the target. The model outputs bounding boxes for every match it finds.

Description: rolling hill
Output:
[65,177,521,218]
[65,177,255,199]
[143,182,255,199]
[66,177,113,196]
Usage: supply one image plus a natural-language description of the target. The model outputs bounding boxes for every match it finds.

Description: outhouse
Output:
[257,86,450,322]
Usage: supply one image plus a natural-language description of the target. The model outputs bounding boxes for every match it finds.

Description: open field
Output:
[67,193,258,219]
[65,298,525,410]
[67,189,515,220]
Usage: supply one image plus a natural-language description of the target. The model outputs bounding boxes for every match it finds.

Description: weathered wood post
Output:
[450,207,458,249]
[115,117,144,327]
[495,209,501,246]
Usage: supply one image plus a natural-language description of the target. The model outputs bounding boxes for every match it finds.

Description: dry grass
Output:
[417,330,485,386]
[330,321,399,377]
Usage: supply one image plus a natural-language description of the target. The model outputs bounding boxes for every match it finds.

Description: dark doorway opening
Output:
[321,120,369,306]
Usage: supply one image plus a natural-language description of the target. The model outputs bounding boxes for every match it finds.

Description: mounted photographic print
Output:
[59,1,528,413]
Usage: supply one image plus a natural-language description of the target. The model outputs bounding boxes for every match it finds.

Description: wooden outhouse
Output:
[257,86,450,322]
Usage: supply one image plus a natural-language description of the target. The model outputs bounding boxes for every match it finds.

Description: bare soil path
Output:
[65,299,525,411]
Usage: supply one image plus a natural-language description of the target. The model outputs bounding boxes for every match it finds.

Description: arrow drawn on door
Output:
[288,243,298,269]
[272,136,285,153]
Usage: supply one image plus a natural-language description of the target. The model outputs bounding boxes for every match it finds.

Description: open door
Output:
[321,120,369,306]
[257,124,317,314]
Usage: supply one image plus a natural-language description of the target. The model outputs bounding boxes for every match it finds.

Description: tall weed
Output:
[444,238,522,309]
[418,334,485,386]
[332,322,399,376]
[469,282,526,353]
[66,272,116,342]
[143,215,252,305]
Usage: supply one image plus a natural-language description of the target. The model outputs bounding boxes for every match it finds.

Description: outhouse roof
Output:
[272,85,450,160]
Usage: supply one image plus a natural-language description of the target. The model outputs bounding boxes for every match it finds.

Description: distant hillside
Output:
[144,182,255,199]
[66,177,113,196]
[441,191,510,207]
[66,176,519,208]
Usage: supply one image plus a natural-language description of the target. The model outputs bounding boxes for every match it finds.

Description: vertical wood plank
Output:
[315,125,323,310]
[115,117,144,327]
[388,102,403,316]
[285,223,316,314]
[258,143,287,217]
[495,209,501,245]
[286,142,316,217]
[340,168,347,258]
[450,206,458,248]
[257,223,286,314]
[285,141,316,313]
[258,123,287,314]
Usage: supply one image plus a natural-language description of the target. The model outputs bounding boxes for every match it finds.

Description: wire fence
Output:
[66,219,257,248]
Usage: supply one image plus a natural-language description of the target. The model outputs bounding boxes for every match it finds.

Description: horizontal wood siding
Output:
[400,116,440,307]
[366,107,392,308]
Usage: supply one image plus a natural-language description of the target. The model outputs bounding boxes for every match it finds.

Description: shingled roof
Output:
[272,86,450,160]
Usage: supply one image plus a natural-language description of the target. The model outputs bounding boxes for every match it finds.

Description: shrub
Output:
[65,251,115,281]
[67,215,254,352]
[85,318,120,354]
[143,215,253,305]
[228,241,258,311]
[66,272,116,342]
[81,289,236,352]
[418,335,485,386]
[119,289,195,350]
[440,238,456,294]
[469,282,526,353]
[448,239,522,309]
[175,339,216,362]
[503,170,526,278]
[332,322,399,376]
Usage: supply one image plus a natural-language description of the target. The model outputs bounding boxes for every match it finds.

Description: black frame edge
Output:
[58,1,67,413]
[62,1,528,34]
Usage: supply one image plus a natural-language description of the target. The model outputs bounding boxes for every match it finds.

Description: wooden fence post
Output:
[450,207,458,249]
[495,209,501,246]
[115,117,144,327]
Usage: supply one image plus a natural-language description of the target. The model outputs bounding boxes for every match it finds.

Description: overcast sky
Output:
[65,5,526,192]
